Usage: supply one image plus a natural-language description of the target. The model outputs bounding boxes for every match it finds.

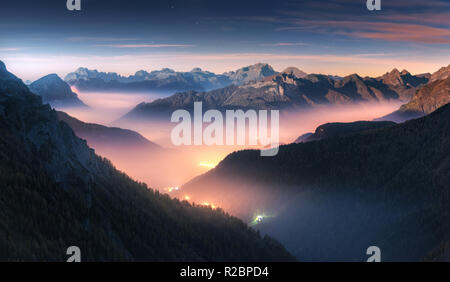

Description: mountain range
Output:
[119,66,431,122]
[64,63,278,93]
[29,74,87,108]
[179,102,450,261]
[0,60,293,261]
[378,75,450,122]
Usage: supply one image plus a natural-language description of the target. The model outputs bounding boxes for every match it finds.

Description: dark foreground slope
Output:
[0,61,293,261]
[183,103,450,261]
[294,120,396,143]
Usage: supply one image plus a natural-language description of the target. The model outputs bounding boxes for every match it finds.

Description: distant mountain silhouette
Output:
[181,104,450,261]
[56,111,161,150]
[0,61,293,261]
[64,63,278,93]
[29,74,87,108]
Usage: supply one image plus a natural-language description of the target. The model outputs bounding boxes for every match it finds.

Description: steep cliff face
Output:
[378,77,450,122]
[399,76,450,114]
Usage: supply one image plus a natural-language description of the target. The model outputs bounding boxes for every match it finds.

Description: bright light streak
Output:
[198,162,216,169]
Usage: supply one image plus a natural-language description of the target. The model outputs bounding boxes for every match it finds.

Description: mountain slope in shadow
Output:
[181,103,450,261]
[294,120,396,143]
[29,74,87,108]
[56,111,161,150]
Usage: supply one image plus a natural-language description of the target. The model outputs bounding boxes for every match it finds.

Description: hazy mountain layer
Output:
[29,74,87,108]
[120,68,428,122]
[56,111,161,150]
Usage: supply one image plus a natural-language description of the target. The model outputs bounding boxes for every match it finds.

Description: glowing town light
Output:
[164,186,180,193]
[184,195,190,201]
[249,213,273,226]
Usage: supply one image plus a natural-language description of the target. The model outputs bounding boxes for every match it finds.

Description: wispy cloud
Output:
[0,48,22,52]
[227,1,450,45]
[327,21,450,44]
[95,44,195,48]
[66,37,139,42]
[277,19,450,44]
[261,42,309,47]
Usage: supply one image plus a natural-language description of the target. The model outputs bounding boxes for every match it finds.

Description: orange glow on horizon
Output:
[198,162,217,169]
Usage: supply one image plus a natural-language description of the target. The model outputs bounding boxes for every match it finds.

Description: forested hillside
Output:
[182,103,450,260]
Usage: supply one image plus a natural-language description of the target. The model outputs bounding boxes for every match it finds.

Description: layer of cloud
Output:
[0,48,22,51]
[285,20,450,44]
[95,44,195,48]
[66,37,140,42]
[260,42,309,47]
[231,0,450,45]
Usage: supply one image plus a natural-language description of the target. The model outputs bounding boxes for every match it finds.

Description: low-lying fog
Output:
[60,90,432,261]
[66,89,163,124]
[62,90,401,211]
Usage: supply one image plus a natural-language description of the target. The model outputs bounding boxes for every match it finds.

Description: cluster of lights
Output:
[178,192,218,210]
[165,186,180,193]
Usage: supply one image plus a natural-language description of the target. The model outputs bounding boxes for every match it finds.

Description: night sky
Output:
[0,0,449,80]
